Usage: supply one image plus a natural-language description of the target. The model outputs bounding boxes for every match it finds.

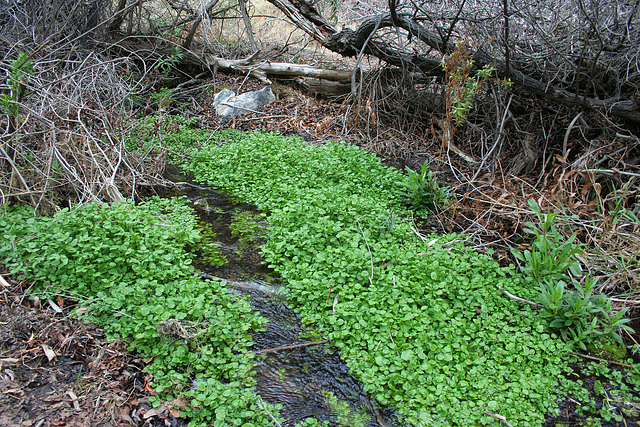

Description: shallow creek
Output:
[163,168,398,427]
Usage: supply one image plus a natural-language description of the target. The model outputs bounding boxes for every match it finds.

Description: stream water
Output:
[163,167,398,427]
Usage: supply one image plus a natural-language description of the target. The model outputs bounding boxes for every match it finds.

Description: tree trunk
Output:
[183,0,220,50]
[238,0,257,52]
[108,0,128,33]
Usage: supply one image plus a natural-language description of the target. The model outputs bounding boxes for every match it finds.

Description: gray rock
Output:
[213,86,276,118]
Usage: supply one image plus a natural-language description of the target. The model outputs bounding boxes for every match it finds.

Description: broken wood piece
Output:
[66,390,81,411]
[206,55,353,82]
[482,411,514,427]
[298,77,351,96]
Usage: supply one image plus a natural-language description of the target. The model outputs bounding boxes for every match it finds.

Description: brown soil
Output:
[0,270,182,427]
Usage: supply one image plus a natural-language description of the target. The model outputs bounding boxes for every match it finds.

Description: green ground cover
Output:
[0,198,278,426]
[2,123,637,426]
[167,128,579,426]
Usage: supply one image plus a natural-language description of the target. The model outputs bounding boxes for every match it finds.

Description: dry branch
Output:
[264,0,640,123]
[482,411,514,427]
[0,41,166,209]
[250,340,330,354]
[567,351,633,368]
[206,53,353,83]
[497,286,541,309]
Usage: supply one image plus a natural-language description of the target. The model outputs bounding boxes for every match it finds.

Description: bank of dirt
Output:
[0,269,185,427]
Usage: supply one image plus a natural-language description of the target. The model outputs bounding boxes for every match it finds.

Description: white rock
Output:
[213,86,276,118]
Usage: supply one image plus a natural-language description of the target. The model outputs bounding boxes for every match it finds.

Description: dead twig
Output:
[497,285,541,308]
[257,397,282,427]
[250,340,329,354]
[567,351,633,368]
[482,411,514,427]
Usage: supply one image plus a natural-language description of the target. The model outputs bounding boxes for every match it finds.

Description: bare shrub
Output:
[0,0,166,211]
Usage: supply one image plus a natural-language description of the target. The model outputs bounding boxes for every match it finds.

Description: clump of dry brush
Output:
[334,7,640,312]
[0,0,167,212]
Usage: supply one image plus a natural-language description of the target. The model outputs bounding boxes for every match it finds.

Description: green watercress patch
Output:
[0,197,278,426]
[167,130,575,426]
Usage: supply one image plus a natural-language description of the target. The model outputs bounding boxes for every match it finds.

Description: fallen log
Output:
[109,38,355,95]
[298,77,351,96]
[205,52,353,83]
